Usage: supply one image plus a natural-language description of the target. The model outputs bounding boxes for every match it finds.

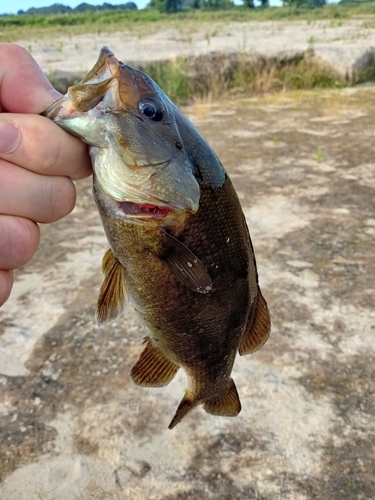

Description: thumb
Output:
[0,43,61,114]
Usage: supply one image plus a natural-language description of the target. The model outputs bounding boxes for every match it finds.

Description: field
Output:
[3,5,375,102]
[2,3,375,42]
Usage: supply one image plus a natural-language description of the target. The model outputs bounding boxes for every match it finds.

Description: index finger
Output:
[0,113,92,180]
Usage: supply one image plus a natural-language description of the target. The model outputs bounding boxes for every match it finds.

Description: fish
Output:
[42,47,271,429]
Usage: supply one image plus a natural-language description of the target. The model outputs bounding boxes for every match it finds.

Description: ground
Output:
[0,23,375,500]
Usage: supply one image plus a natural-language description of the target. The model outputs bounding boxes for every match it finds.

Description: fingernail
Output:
[0,120,21,154]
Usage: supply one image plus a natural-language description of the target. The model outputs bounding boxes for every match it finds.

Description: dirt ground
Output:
[0,83,374,499]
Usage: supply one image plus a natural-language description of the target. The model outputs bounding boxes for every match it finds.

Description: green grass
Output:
[44,51,345,104]
[3,3,375,42]
[4,3,375,101]
[135,52,344,103]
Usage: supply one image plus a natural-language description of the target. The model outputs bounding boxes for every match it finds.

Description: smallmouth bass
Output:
[43,47,271,429]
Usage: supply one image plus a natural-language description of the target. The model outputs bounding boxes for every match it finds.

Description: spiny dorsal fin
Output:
[203,379,241,417]
[156,230,212,294]
[96,256,126,326]
[239,287,271,356]
[168,391,197,430]
[102,248,115,275]
[131,337,179,388]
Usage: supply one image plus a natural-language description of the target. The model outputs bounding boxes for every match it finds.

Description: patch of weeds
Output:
[308,35,316,45]
[354,56,375,85]
[316,148,323,162]
[139,58,190,102]
[130,52,345,104]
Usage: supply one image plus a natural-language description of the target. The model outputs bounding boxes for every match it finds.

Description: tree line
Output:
[149,0,330,14]
[16,2,137,15]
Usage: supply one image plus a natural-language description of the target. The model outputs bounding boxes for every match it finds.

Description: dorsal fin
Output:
[239,287,270,356]
[203,379,241,417]
[168,391,197,429]
[96,254,126,326]
[131,337,179,388]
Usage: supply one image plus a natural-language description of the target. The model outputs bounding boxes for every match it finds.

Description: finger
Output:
[0,114,92,180]
[0,160,76,223]
[0,43,61,113]
[0,215,40,270]
[0,270,13,307]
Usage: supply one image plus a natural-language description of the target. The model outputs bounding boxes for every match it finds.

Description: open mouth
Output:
[118,201,174,218]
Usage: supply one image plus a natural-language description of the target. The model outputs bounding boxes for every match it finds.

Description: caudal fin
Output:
[203,379,241,417]
[168,380,241,429]
[168,392,197,430]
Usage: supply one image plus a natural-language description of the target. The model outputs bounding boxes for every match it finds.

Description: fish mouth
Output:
[118,201,175,219]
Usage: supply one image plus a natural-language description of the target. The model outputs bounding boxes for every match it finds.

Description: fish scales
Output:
[42,47,271,429]
[96,179,252,376]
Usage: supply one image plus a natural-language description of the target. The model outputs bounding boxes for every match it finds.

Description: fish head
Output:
[43,47,202,219]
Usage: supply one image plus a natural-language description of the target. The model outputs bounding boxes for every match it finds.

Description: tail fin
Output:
[168,392,197,430]
[203,379,241,417]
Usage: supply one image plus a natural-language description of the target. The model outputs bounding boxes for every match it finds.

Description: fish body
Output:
[43,47,270,428]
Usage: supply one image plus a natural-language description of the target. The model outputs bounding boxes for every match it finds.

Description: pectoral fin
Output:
[203,379,241,417]
[96,252,127,326]
[155,230,212,294]
[239,287,271,356]
[131,337,179,387]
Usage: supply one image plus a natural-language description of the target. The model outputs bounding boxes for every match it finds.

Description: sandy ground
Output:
[1,21,375,500]
[15,19,375,79]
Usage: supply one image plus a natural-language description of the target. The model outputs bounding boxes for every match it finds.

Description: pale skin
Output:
[0,43,92,306]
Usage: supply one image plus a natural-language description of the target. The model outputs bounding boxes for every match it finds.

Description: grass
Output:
[44,51,349,104]
[3,3,375,42]
[3,4,375,102]
[134,52,344,103]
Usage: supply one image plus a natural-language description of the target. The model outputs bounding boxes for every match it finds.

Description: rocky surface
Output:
[16,19,375,82]
[0,85,374,499]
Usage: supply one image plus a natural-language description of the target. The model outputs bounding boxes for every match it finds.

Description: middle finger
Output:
[0,159,76,223]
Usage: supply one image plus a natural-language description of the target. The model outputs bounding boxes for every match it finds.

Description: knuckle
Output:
[43,176,75,222]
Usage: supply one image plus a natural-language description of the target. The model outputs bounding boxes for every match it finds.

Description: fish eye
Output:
[138,98,164,122]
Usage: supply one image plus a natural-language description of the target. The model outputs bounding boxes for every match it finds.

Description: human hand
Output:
[0,43,92,306]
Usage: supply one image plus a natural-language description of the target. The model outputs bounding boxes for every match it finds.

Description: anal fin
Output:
[239,286,271,356]
[203,379,241,417]
[168,391,197,430]
[96,254,126,326]
[131,337,179,388]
